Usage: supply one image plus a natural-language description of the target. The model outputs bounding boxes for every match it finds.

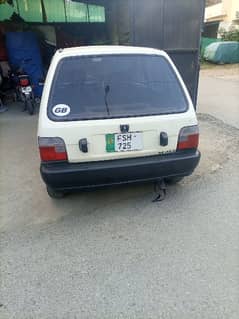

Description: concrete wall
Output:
[205,2,225,22]
[205,0,239,35]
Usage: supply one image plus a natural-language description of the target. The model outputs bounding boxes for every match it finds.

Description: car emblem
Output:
[120,124,129,133]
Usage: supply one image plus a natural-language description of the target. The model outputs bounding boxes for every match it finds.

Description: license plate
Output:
[106,132,143,152]
[21,86,32,93]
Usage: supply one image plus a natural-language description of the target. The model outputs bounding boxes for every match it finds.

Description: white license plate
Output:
[115,132,143,152]
[21,86,32,93]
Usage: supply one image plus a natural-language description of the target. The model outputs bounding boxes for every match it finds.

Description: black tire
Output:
[165,176,184,185]
[46,186,66,199]
[25,99,34,115]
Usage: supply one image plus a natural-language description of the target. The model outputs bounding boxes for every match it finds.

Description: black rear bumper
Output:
[40,151,200,191]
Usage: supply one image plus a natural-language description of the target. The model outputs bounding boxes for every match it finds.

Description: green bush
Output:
[219,27,239,42]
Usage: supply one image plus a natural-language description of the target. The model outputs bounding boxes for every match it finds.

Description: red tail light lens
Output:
[20,78,29,86]
[177,125,199,151]
[38,137,68,161]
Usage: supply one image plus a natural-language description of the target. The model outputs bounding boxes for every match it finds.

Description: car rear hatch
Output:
[44,53,196,163]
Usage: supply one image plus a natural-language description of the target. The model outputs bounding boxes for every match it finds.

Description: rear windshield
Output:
[47,54,188,121]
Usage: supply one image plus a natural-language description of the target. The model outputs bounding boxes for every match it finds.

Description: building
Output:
[204,0,239,37]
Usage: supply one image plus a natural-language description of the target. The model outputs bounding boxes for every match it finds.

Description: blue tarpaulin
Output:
[204,41,239,64]
[6,32,44,97]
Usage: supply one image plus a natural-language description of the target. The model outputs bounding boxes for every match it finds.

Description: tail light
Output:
[38,137,68,161]
[19,77,30,87]
[177,125,199,151]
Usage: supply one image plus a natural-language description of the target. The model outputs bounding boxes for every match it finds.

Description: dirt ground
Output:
[192,113,239,181]
[200,63,239,80]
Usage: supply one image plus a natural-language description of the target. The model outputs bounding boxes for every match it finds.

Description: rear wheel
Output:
[165,176,184,184]
[25,99,35,115]
[46,186,66,199]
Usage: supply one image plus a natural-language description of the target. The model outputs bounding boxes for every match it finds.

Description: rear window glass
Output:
[47,54,188,121]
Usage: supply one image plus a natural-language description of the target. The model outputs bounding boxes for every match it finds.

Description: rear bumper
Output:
[40,151,200,191]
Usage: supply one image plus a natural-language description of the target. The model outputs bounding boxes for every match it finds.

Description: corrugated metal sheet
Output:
[0,0,105,23]
[128,0,205,106]
[0,0,205,106]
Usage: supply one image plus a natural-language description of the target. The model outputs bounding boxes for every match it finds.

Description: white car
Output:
[38,46,200,198]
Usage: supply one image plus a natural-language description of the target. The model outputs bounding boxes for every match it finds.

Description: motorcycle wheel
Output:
[25,99,35,115]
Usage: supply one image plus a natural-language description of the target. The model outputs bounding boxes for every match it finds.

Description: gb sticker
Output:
[52,104,70,116]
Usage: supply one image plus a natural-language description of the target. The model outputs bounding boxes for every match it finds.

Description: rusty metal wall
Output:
[129,0,205,107]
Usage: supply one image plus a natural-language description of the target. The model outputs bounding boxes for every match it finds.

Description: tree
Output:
[206,0,222,7]
[219,27,239,42]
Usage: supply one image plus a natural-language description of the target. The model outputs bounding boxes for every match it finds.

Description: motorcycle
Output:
[18,73,35,115]
[10,60,36,116]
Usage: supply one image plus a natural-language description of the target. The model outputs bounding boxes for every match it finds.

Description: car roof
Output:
[56,45,166,58]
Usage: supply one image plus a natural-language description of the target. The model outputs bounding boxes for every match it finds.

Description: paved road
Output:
[1,72,239,319]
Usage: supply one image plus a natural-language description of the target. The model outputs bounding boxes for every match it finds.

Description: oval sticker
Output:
[52,104,70,117]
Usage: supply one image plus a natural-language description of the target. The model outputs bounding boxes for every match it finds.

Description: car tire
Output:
[46,186,66,199]
[165,176,184,184]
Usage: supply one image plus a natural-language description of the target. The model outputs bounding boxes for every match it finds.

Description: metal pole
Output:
[63,0,67,22]
[15,0,20,15]
[40,0,47,23]
[86,3,90,23]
